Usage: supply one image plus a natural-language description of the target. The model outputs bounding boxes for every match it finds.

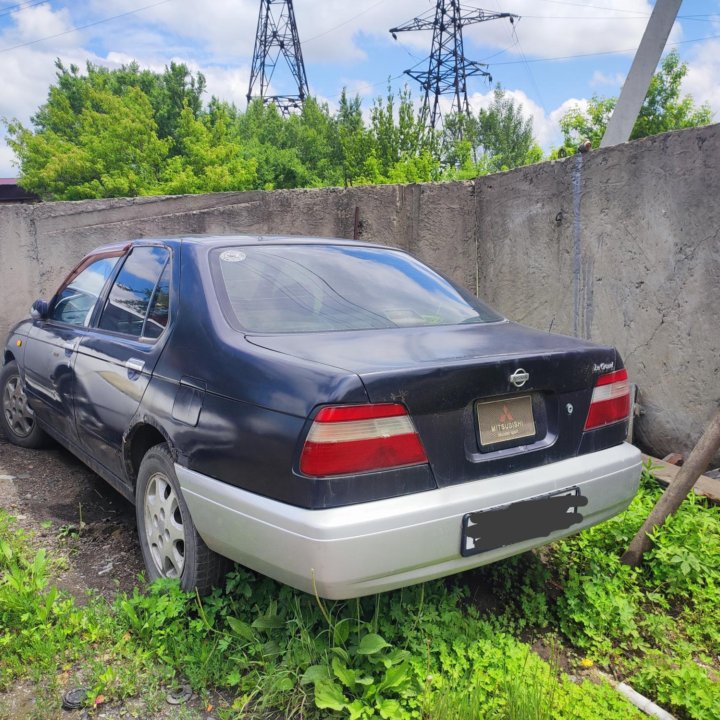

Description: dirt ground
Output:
[0,431,143,600]
[0,432,226,719]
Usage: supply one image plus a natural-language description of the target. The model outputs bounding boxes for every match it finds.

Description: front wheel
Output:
[136,444,227,594]
[0,360,48,448]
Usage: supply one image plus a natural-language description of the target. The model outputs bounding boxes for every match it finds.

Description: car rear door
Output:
[72,244,173,483]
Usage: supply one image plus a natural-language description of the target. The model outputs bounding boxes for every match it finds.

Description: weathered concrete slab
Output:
[475,124,720,465]
[1,124,718,463]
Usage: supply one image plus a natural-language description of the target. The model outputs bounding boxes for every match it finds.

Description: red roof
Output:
[0,178,19,185]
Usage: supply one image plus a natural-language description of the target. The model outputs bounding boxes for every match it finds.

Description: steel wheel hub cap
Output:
[144,472,186,578]
[2,374,35,438]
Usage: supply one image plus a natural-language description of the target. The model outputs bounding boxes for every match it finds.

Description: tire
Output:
[0,360,48,449]
[135,443,227,594]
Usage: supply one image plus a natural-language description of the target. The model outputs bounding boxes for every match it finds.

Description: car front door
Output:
[23,253,122,446]
[73,244,172,484]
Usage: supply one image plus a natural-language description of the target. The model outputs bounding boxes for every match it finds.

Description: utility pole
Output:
[390,2,518,131]
[247,0,309,114]
[600,0,681,147]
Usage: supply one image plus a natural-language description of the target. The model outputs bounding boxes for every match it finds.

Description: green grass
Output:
[1,460,718,718]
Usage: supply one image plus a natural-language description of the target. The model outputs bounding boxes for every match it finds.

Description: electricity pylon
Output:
[390,2,518,131]
[247,0,309,114]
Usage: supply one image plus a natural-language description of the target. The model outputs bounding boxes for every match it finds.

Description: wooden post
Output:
[621,408,720,567]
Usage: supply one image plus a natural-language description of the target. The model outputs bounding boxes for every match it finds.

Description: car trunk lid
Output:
[247,322,621,486]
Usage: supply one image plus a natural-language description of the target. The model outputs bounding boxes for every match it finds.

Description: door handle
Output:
[63,340,78,365]
[125,358,145,376]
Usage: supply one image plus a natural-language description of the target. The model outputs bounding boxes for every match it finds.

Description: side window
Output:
[50,256,120,326]
[98,246,170,338]
[142,262,171,339]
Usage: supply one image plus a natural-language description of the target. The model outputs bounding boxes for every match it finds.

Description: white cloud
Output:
[590,70,625,88]
[683,39,720,121]
[9,3,73,45]
[0,142,18,177]
[465,88,587,150]
[341,79,375,99]
[387,0,678,62]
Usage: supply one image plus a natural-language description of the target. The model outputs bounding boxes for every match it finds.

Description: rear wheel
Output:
[0,360,48,448]
[136,443,227,594]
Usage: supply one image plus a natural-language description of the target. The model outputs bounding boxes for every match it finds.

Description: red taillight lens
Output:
[584,368,631,431]
[300,403,428,477]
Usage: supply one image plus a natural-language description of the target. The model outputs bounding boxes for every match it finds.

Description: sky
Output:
[1,0,719,177]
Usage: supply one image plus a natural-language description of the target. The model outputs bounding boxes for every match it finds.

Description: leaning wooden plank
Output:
[642,454,720,504]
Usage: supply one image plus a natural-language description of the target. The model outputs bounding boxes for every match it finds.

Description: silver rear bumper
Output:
[177,442,641,599]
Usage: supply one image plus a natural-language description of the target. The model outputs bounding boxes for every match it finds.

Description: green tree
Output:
[559,50,712,150]
[335,89,372,187]
[7,60,531,200]
[30,60,206,145]
[156,103,256,195]
[365,85,439,184]
[475,86,540,171]
[7,85,169,200]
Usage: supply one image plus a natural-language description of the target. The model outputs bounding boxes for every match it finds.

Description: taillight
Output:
[300,403,428,477]
[584,369,631,431]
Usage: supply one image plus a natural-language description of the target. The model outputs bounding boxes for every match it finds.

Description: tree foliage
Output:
[440,87,542,178]
[5,62,544,200]
[559,50,712,151]
[475,86,542,172]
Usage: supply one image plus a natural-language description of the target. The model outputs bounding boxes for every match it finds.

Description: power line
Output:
[515,13,720,22]
[0,0,174,55]
[303,0,386,45]
[509,19,547,114]
[0,1,48,20]
[533,0,651,15]
[491,32,720,65]
[532,0,720,22]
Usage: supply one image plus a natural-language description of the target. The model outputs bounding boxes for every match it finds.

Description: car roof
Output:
[87,235,396,257]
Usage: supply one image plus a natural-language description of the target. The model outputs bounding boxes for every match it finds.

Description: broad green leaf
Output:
[331,645,350,663]
[382,648,411,668]
[262,640,282,657]
[332,657,357,688]
[300,664,330,686]
[378,698,404,719]
[226,616,255,641]
[378,661,410,692]
[347,699,366,720]
[314,679,348,711]
[276,677,294,692]
[252,613,284,630]
[0,540,12,561]
[357,633,390,655]
[333,617,351,646]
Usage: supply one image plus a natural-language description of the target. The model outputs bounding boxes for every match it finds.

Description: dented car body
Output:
[1,236,641,598]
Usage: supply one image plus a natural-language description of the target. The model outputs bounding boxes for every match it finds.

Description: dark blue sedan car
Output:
[1,236,641,598]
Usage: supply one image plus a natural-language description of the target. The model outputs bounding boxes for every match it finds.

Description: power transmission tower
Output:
[390,2,518,131]
[247,0,309,114]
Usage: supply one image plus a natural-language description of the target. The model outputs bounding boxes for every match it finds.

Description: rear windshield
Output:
[210,245,503,333]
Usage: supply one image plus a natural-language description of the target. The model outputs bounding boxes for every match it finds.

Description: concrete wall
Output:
[1,123,718,462]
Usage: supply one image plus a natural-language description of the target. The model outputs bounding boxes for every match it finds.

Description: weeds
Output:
[1,458,719,719]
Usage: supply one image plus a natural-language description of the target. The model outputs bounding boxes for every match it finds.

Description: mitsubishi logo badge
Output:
[510,368,529,388]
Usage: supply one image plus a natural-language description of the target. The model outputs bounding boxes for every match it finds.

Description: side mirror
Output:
[30,299,49,321]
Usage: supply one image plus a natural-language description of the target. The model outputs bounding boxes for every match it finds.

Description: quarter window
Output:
[142,262,171,339]
[98,247,170,338]
[50,256,120,326]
